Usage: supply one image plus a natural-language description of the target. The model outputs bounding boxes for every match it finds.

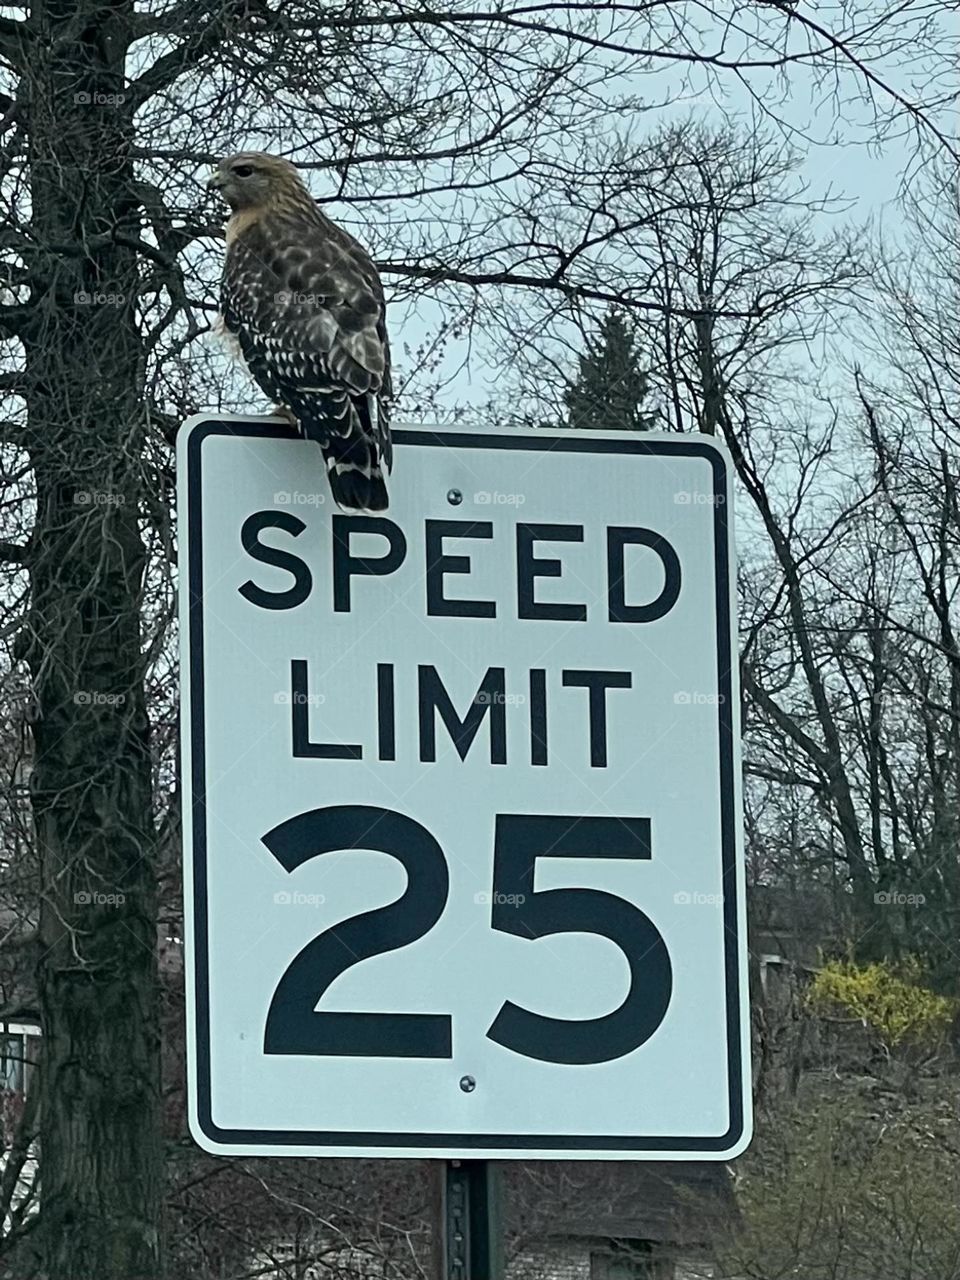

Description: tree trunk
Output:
[20,0,162,1273]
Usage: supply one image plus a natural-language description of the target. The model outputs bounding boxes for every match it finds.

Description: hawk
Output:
[208,151,392,512]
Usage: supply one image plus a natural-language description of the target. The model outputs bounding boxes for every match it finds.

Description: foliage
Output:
[808,958,957,1050]
[563,310,656,433]
[723,1086,960,1280]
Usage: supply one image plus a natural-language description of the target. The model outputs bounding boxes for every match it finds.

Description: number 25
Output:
[263,807,672,1065]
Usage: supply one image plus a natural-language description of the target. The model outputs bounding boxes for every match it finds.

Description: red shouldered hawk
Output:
[208,152,392,512]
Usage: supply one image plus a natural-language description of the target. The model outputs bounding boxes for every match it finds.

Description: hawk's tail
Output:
[323,435,389,514]
[296,392,390,514]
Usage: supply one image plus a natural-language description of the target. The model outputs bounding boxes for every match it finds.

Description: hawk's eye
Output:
[232,164,255,179]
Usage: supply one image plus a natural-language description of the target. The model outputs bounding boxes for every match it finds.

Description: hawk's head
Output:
[207,152,312,214]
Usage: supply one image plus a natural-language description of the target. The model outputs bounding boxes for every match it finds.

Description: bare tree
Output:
[0,0,955,1275]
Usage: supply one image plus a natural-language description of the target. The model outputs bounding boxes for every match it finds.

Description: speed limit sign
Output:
[178,417,751,1159]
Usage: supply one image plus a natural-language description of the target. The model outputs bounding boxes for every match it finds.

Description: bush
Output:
[808,958,957,1052]
[721,1091,960,1280]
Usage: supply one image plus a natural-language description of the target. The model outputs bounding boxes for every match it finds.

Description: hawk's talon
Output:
[271,404,299,426]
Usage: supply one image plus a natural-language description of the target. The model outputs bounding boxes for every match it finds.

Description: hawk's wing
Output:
[221,211,392,474]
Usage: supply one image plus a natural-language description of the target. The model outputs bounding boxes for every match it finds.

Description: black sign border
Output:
[184,419,745,1155]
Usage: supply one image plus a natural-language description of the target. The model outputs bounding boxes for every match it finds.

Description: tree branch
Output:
[125,0,277,111]
[0,541,28,564]
[0,16,30,69]
[742,664,831,774]
[379,260,760,320]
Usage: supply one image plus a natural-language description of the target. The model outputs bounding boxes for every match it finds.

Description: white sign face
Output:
[179,416,750,1160]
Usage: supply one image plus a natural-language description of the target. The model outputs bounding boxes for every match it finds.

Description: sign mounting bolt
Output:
[447,488,463,506]
[459,1074,477,1093]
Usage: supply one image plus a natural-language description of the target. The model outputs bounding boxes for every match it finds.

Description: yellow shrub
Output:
[808,960,957,1049]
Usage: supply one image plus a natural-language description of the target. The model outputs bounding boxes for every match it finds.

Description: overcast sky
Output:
[373,2,954,416]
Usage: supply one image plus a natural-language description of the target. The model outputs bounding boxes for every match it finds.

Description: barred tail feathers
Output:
[323,436,389,514]
[294,389,390,514]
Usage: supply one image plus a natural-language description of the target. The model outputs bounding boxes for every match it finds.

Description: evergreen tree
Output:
[564,309,657,431]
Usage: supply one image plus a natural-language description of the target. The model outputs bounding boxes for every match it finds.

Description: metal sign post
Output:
[442,1160,503,1280]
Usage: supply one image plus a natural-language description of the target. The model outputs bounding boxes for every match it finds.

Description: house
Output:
[748,883,843,972]
[236,1158,737,1279]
